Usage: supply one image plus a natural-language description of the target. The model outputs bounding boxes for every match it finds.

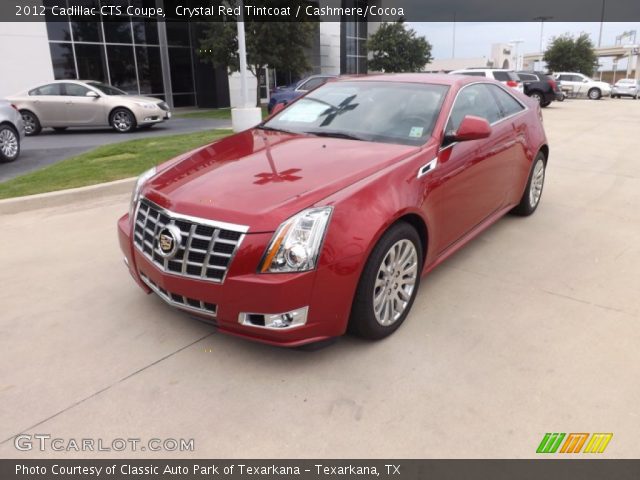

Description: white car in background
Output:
[611,78,640,99]
[449,68,524,93]
[0,100,25,163]
[553,72,611,100]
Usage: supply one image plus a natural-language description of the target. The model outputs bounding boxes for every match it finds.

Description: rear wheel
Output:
[348,222,422,340]
[529,91,543,103]
[0,125,20,162]
[511,152,546,216]
[110,108,136,133]
[20,110,41,136]
[588,88,601,100]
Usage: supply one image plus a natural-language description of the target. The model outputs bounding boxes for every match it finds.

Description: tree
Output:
[367,20,432,73]
[543,33,598,76]
[198,6,315,107]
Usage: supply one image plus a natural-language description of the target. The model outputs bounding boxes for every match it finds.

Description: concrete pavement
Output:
[0,117,231,183]
[0,99,638,458]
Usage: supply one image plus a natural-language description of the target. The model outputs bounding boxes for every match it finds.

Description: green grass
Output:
[0,129,232,200]
[176,106,268,120]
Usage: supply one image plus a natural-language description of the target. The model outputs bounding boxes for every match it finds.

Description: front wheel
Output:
[348,222,422,340]
[0,125,20,162]
[511,152,546,216]
[588,88,602,100]
[110,108,137,133]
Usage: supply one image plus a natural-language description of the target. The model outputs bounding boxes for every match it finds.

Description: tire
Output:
[348,222,423,340]
[588,88,601,100]
[52,127,67,132]
[110,108,137,133]
[0,125,20,163]
[540,100,551,108]
[511,151,546,216]
[20,110,41,136]
[529,91,543,104]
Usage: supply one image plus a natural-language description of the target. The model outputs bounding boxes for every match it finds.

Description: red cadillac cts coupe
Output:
[118,74,548,347]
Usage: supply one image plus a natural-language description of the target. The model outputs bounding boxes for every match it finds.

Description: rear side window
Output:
[518,73,538,81]
[487,85,525,117]
[62,83,91,96]
[493,71,519,82]
[459,71,486,77]
[447,83,502,132]
[29,84,62,96]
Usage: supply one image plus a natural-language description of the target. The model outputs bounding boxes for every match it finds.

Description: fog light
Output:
[239,306,308,329]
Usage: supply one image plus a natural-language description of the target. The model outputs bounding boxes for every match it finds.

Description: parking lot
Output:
[0,116,231,183]
[0,98,638,459]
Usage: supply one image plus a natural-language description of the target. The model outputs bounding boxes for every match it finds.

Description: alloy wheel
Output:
[529,158,545,208]
[0,128,18,159]
[113,111,132,132]
[373,239,418,326]
[22,113,36,135]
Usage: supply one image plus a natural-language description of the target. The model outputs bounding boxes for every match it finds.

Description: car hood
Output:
[143,129,420,232]
[120,95,163,105]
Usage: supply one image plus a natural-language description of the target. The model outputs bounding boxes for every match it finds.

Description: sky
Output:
[408,22,640,69]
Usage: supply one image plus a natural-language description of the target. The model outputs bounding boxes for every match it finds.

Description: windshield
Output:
[263,81,449,146]
[87,82,127,95]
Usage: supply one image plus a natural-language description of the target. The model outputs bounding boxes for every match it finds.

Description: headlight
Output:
[129,166,156,217]
[135,102,155,109]
[259,207,333,273]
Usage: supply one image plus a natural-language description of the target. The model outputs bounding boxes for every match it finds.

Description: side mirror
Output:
[86,91,99,98]
[444,115,492,143]
[583,79,589,83]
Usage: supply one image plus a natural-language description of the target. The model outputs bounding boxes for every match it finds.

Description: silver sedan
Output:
[0,100,25,163]
[7,80,171,135]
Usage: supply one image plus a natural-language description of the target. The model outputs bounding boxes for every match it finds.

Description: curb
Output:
[0,177,136,215]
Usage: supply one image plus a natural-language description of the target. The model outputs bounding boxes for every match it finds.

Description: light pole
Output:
[231,0,262,132]
[452,12,457,58]
[533,16,553,52]
[509,39,524,71]
[598,0,606,47]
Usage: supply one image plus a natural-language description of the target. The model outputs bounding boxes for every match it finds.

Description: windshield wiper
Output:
[304,130,366,141]
[255,125,297,134]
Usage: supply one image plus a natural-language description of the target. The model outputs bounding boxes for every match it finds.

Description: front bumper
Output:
[135,108,171,125]
[118,213,360,346]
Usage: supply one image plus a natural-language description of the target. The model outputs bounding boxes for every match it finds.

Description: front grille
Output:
[139,272,217,318]
[133,198,246,283]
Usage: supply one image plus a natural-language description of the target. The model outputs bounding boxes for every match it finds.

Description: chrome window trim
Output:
[439,80,529,152]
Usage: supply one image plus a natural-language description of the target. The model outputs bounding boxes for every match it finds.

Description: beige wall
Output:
[0,22,54,98]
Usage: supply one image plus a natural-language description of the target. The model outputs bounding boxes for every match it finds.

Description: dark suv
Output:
[516,71,563,107]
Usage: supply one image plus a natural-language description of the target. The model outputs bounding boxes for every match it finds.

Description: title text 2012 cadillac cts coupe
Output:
[118,74,549,347]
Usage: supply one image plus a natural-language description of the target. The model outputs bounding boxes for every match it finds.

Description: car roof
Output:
[334,73,499,89]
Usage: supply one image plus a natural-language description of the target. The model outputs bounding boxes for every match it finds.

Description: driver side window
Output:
[446,84,501,135]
